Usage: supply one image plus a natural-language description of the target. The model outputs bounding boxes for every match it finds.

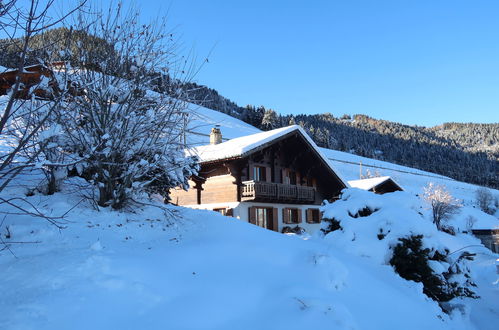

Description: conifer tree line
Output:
[185,88,498,189]
[0,27,497,189]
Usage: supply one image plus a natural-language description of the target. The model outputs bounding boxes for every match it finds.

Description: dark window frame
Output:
[253,165,267,182]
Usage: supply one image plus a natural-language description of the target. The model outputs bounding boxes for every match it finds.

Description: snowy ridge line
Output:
[326,157,454,181]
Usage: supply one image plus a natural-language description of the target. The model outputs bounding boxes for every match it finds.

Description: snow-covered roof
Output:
[188,125,350,187]
[348,176,403,191]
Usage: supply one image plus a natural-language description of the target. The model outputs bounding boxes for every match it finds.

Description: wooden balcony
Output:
[241,180,315,203]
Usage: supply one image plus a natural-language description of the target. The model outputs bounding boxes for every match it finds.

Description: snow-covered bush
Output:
[41,3,199,208]
[390,235,477,307]
[321,188,478,311]
[320,216,341,235]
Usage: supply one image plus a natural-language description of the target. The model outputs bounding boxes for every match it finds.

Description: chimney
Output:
[210,126,222,145]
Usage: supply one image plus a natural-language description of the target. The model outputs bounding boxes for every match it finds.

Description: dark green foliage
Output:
[377,228,390,240]
[348,207,379,218]
[0,28,116,70]
[390,235,477,309]
[321,217,342,235]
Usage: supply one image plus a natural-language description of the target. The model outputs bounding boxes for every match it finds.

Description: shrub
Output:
[281,225,306,235]
[320,217,342,235]
[390,235,477,311]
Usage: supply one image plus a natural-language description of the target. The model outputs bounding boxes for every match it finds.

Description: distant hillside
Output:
[181,85,498,189]
[1,28,497,189]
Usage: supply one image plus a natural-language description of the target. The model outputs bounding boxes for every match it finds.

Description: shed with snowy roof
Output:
[170,125,348,233]
[348,176,404,194]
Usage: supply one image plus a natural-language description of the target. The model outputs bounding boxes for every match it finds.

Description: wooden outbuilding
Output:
[348,176,403,194]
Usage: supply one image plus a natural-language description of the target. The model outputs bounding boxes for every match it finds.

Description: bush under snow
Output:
[320,188,482,310]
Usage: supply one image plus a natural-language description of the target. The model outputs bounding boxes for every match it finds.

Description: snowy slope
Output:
[1,104,498,330]
[188,110,499,208]
[187,104,260,146]
[1,183,494,330]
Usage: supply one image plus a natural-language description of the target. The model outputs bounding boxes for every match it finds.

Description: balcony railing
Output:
[241,180,315,202]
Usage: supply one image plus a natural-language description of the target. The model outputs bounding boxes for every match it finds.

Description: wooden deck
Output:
[241,180,315,203]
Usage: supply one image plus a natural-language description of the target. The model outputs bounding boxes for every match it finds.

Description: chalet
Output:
[0,62,82,100]
[0,64,57,99]
[170,125,349,233]
[348,176,403,194]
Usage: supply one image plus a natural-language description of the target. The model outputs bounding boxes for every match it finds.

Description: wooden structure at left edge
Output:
[170,125,348,234]
[0,64,59,99]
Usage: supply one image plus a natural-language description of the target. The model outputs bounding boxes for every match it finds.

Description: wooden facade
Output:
[0,64,56,99]
[0,62,83,100]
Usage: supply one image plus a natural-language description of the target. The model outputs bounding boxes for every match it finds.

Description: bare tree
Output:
[46,2,199,209]
[423,182,461,230]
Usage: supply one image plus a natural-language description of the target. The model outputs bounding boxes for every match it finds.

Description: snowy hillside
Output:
[0,179,497,330]
[187,104,260,145]
[190,105,499,212]
[0,103,497,330]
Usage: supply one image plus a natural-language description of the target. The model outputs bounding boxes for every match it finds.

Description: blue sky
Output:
[106,1,499,126]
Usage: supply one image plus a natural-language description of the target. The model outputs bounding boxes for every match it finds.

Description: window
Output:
[253,166,267,182]
[249,206,276,231]
[283,208,301,224]
[256,208,268,228]
[283,169,297,185]
[306,208,321,224]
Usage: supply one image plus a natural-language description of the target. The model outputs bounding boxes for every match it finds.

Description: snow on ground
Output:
[1,180,494,330]
[320,188,499,330]
[1,105,497,329]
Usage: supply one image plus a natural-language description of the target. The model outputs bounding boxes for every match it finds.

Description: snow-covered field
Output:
[1,181,497,330]
[0,104,498,329]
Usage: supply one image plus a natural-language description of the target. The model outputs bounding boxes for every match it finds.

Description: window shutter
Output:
[306,209,312,223]
[272,208,279,232]
[249,207,256,224]
[282,208,289,224]
[297,208,302,223]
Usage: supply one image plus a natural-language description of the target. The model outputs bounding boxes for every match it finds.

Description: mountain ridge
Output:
[0,28,496,188]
